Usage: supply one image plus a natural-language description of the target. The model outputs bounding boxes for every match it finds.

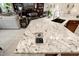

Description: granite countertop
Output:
[15,17,79,54]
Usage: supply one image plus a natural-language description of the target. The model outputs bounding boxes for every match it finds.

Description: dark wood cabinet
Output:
[65,20,79,33]
[12,3,24,12]
[45,53,79,56]
[36,3,44,16]
[19,17,28,28]
[13,3,44,17]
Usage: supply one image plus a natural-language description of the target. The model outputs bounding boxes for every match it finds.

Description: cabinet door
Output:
[37,3,44,16]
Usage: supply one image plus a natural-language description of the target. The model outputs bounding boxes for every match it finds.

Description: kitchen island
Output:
[15,17,79,55]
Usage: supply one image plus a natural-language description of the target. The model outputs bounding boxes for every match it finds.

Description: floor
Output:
[0,29,44,56]
[0,29,25,56]
[0,25,79,56]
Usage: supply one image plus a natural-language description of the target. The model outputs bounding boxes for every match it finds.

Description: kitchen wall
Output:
[44,3,79,15]
[59,3,79,14]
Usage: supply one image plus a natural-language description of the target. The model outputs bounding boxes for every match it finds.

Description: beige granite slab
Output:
[15,17,79,54]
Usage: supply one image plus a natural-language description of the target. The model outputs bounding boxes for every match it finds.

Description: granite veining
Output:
[15,17,79,54]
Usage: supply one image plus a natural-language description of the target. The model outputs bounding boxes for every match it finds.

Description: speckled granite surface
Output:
[15,17,79,54]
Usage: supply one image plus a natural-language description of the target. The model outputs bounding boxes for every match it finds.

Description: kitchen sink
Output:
[51,17,65,23]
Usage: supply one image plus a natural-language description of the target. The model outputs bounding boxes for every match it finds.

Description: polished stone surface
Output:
[15,17,79,54]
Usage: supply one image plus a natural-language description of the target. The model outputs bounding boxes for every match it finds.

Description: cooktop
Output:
[51,17,65,23]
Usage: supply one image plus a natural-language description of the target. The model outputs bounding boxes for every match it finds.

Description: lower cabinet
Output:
[45,53,79,56]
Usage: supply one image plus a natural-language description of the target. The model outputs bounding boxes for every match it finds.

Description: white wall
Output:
[44,3,79,15]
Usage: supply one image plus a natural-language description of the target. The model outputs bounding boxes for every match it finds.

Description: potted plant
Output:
[48,10,52,18]
[47,4,52,18]
[4,3,12,16]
